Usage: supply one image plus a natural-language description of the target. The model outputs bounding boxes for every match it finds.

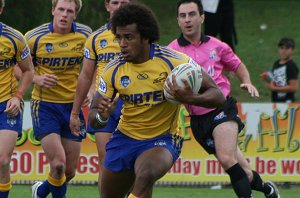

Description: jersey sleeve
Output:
[219,42,241,72]
[84,34,97,61]
[15,33,31,62]
[96,68,115,98]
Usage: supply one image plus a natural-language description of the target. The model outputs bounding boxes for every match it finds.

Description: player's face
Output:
[278,46,294,61]
[106,0,130,18]
[177,2,204,39]
[114,23,150,64]
[52,0,77,34]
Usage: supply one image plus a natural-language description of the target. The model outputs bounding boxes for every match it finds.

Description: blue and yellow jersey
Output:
[84,23,121,82]
[0,22,30,102]
[25,22,92,103]
[96,44,197,140]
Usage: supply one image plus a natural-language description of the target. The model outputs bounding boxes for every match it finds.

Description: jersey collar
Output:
[49,21,77,33]
[106,22,111,30]
[177,32,210,46]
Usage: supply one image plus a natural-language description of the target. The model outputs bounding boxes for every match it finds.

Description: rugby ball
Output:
[164,62,203,104]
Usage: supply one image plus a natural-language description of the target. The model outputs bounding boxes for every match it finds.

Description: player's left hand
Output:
[96,96,119,119]
[4,97,21,116]
[240,83,260,98]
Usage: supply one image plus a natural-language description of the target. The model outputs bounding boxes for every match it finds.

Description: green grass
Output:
[8,185,299,197]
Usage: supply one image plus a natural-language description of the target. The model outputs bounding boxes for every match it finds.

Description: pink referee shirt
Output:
[168,34,241,115]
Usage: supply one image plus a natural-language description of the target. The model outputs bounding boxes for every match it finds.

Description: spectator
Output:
[201,0,237,51]
[265,37,299,103]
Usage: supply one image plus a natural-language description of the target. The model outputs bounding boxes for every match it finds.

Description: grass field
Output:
[8,185,299,197]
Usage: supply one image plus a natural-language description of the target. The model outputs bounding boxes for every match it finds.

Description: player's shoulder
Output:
[75,22,92,37]
[0,22,26,42]
[103,57,126,73]
[90,23,110,38]
[153,43,188,61]
[25,22,51,41]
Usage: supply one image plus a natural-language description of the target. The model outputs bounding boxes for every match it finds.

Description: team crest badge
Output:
[7,115,17,127]
[99,77,107,93]
[120,76,131,88]
[209,49,218,60]
[99,39,108,49]
[45,43,54,53]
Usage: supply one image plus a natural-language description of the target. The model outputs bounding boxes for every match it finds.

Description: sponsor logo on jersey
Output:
[120,90,164,105]
[214,111,227,121]
[0,47,11,56]
[96,52,122,63]
[120,76,131,88]
[35,56,83,69]
[153,72,168,83]
[154,140,167,146]
[0,59,15,70]
[21,45,30,60]
[45,43,54,53]
[59,42,68,48]
[137,73,148,80]
[99,77,107,93]
[71,43,84,52]
[99,39,108,49]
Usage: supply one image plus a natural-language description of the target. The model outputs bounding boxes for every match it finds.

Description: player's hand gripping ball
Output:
[164,62,202,104]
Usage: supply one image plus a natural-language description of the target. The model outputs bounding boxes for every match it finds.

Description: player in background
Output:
[88,3,225,198]
[0,1,34,197]
[25,0,92,197]
[168,0,280,198]
[69,0,132,194]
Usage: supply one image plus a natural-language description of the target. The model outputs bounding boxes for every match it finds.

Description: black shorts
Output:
[190,97,244,154]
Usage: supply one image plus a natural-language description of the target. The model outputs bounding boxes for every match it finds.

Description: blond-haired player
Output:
[26,0,92,197]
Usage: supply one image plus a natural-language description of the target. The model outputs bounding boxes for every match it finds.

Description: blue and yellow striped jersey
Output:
[84,23,121,85]
[97,44,197,140]
[25,22,92,103]
[0,22,30,102]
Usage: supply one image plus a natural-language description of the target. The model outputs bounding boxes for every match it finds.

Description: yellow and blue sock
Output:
[48,174,67,198]
[0,181,12,198]
[36,180,50,198]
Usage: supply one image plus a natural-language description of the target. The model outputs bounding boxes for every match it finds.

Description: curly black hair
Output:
[111,3,160,43]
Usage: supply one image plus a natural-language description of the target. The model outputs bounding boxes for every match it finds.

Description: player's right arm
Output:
[70,57,96,135]
[88,64,118,129]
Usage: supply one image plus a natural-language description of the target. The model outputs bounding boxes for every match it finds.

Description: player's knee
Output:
[52,161,66,176]
[135,169,156,186]
[217,154,237,170]
[0,154,11,170]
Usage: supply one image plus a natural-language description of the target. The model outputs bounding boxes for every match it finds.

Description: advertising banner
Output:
[12,102,300,183]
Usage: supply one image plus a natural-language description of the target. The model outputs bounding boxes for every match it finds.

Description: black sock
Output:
[250,170,272,195]
[226,163,253,198]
